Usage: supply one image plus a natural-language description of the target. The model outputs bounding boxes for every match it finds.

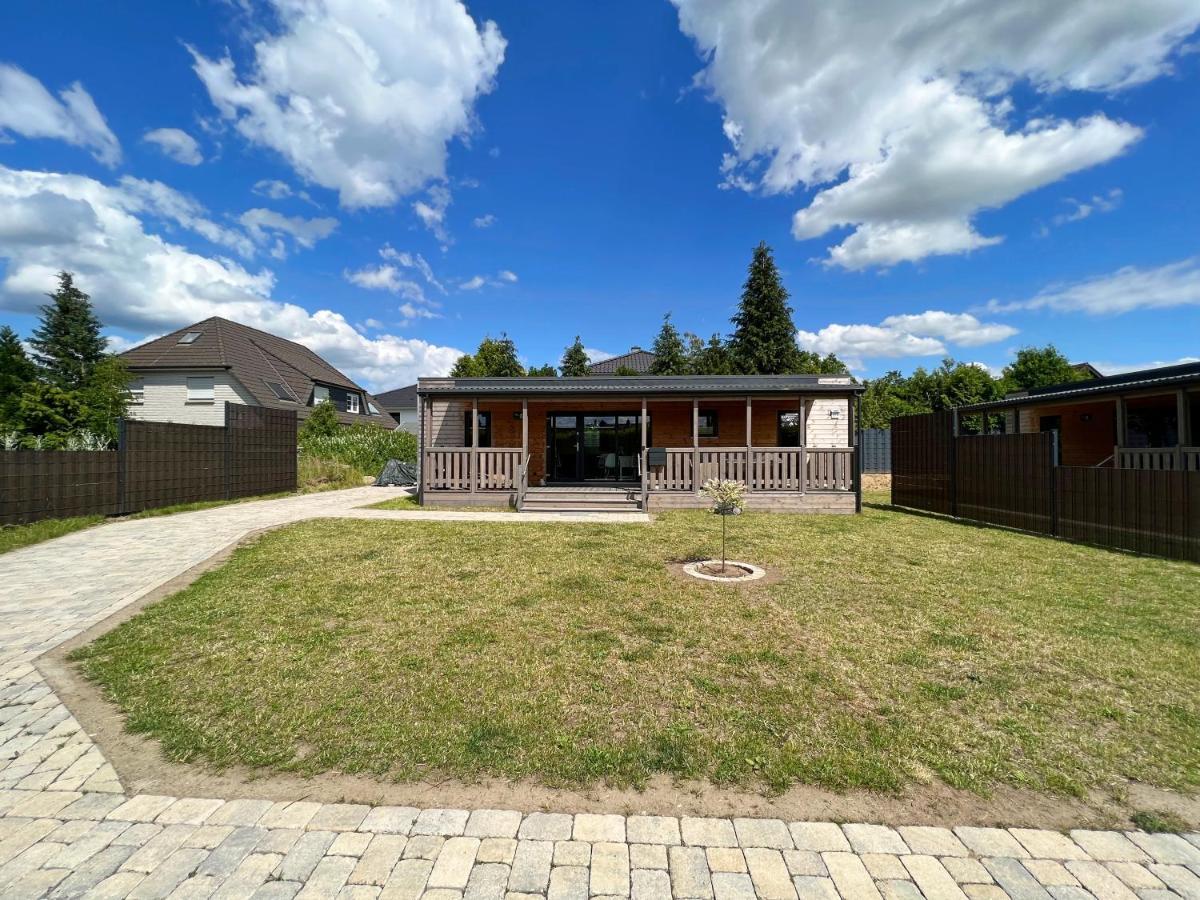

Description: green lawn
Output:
[0,515,105,555]
[72,498,1200,797]
[369,494,513,513]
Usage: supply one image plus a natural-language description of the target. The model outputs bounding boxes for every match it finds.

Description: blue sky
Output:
[1,1,1198,390]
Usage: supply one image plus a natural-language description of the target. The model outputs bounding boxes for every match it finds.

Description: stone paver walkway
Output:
[0,488,1196,898]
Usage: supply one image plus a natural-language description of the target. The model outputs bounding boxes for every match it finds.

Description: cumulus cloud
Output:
[985,257,1200,315]
[460,275,486,291]
[345,244,447,308]
[796,310,1017,368]
[239,208,337,250]
[671,1,1198,268]
[143,127,203,165]
[472,213,496,228]
[413,184,453,247]
[0,164,461,389]
[116,176,257,258]
[497,270,517,283]
[380,244,445,294]
[190,0,505,209]
[0,64,121,166]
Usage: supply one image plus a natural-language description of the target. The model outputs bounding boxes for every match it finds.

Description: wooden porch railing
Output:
[516,453,530,510]
[1116,446,1200,471]
[644,447,854,493]
[423,447,522,491]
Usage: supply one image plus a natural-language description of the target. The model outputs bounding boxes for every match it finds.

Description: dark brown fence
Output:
[0,406,296,526]
[891,411,1199,563]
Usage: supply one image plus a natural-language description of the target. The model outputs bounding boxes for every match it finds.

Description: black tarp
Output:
[374,459,418,486]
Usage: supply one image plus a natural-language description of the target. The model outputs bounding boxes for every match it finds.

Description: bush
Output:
[299,401,340,439]
[299,423,416,477]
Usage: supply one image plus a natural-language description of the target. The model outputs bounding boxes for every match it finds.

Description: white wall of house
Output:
[390,407,419,433]
[125,371,259,426]
[806,397,850,447]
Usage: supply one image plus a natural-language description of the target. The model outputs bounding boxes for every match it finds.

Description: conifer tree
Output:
[30,272,107,389]
[729,242,801,375]
[0,325,36,425]
[649,314,687,375]
[560,336,590,376]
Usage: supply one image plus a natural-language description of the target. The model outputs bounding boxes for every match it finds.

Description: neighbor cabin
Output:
[416,375,864,513]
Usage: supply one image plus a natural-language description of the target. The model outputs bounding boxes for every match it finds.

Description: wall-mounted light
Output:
[828,408,841,420]
[513,410,523,420]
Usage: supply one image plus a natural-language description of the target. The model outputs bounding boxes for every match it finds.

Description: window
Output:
[347,393,360,414]
[777,411,801,447]
[367,401,380,416]
[265,380,296,402]
[186,376,215,402]
[463,411,492,447]
[698,409,718,438]
[312,385,330,405]
[127,380,144,404]
[177,331,201,344]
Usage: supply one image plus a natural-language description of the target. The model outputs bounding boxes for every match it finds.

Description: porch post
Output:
[1114,395,1127,468]
[798,394,806,494]
[417,395,426,505]
[745,395,753,494]
[521,398,528,458]
[471,396,479,494]
[1177,388,1190,449]
[692,397,700,493]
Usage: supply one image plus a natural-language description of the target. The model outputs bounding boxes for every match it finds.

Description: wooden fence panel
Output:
[0,451,119,526]
[227,405,297,498]
[955,433,1055,535]
[122,420,227,513]
[891,411,954,514]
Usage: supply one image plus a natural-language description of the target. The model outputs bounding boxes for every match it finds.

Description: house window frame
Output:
[347,393,360,414]
[464,410,493,447]
[186,376,215,403]
[127,380,145,405]
[698,409,718,438]
[264,379,297,403]
[777,411,802,447]
[312,385,330,405]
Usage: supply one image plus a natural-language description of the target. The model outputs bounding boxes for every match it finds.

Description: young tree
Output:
[30,272,107,389]
[0,325,36,426]
[795,349,849,375]
[649,314,688,375]
[76,356,131,444]
[450,335,525,377]
[613,365,639,376]
[300,398,341,439]
[559,336,590,377]
[526,363,558,377]
[1001,345,1083,393]
[684,333,735,375]
[729,242,800,374]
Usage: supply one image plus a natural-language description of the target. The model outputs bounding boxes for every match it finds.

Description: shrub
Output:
[299,423,416,477]
[299,401,340,439]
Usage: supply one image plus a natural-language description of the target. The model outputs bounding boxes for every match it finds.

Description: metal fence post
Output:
[223,403,233,500]
[116,418,127,515]
[1050,429,1060,538]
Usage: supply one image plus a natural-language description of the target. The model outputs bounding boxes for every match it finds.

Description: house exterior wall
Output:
[389,407,418,432]
[125,371,258,426]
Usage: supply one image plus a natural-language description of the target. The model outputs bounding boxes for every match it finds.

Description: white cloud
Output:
[251,178,314,204]
[472,213,496,228]
[116,176,257,258]
[239,207,337,249]
[143,127,203,165]
[190,0,505,209]
[0,64,121,166]
[344,265,427,303]
[413,184,453,247]
[585,348,614,364]
[986,257,1200,315]
[497,269,517,283]
[380,245,445,293]
[0,164,462,390]
[1051,188,1123,226]
[671,1,1198,268]
[460,275,486,291]
[796,310,1017,368]
[1089,356,1199,374]
[399,302,440,320]
[459,269,516,291]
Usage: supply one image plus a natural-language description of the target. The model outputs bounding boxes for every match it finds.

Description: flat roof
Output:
[959,360,1200,412]
[417,375,862,397]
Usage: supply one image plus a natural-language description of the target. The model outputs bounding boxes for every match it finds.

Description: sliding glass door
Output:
[548,412,646,482]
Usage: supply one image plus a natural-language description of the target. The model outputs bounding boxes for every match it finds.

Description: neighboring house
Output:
[121,317,397,428]
[960,360,1199,469]
[416,375,864,513]
[375,384,419,432]
[588,347,655,374]
[1071,362,1105,380]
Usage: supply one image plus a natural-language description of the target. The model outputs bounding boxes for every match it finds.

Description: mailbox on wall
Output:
[646,447,667,467]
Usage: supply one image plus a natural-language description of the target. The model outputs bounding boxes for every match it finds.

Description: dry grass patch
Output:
[71,501,1200,796]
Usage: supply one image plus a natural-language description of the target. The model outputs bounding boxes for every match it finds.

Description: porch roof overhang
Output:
[417,375,863,399]
[957,361,1200,413]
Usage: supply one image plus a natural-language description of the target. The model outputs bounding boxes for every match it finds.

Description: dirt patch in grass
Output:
[61,505,1200,826]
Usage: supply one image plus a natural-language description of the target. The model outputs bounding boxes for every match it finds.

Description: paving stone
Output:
[902,854,969,900]
[791,875,839,900]
[412,808,470,837]
[276,830,337,882]
[426,836,480,890]
[183,823,236,850]
[843,823,908,855]
[465,809,522,839]
[733,818,793,851]
[420,890,464,900]
[822,852,882,900]
[862,852,908,880]
[309,804,371,833]
[627,815,680,846]
[477,838,516,865]
[782,850,826,878]
[296,854,356,899]
[464,862,510,900]
[707,847,748,874]
[789,823,850,854]
[206,799,275,827]
[121,823,196,873]
[546,864,588,900]
[711,871,757,900]
[943,856,994,885]
[1103,860,1165,891]
[982,856,1054,900]
[56,819,131,868]
[1128,833,1200,866]
[107,795,177,823]
[198,825,269,879]
[379,857,432,899]
[361,806,419,836]
[89,870,148,899]
[1064,859,1139,900]
[210,851,283,899]
[744,847,798,899]
[10,788,81,818]
[9,866,69,897]
[630,843,667,871]
[1023,859,1080,887]
[1046,887,1093,900]
[338,886,382,900]
[403,835,445,859]
[126,846,208,898]
[350,834,407,885]
[156,797,226,826]
[59,792,126,820]
[517,813,572,842]
[955,826,1032,859]
[258,801,321,831]
[962,886,1011,900]
[879,880,925,900]
[1070,831,1150,863]
[507,839,552,894]
[591,842,630,897]
[257,828,303,855]
[330,831,374,856]
[681,817,738,848]
[897,825,970,857]
[1010,829,1091,861]
[669,845,714,899]
[1146,865,1200,900]
[553,840,591,867]
[573,813,626,843]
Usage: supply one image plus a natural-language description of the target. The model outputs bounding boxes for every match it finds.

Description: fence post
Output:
[1050,429,1060,538]
[949,409,959,518]
[223,403,232,500]
[116,418,127,516]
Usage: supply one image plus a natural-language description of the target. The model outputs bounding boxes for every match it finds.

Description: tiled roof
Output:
[375,383,419,409]
[418,375,861,396]
[588,349,656,374]
[121,317,396,427]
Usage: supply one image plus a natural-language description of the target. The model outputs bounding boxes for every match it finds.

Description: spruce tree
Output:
[560,336,589,377]
[729,242,801,375]
[649,314,687,375]
[30,272,107,389]
[0,326,36,426]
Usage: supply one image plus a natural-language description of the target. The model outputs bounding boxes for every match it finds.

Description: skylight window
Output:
[265,380,297,402]
[177,331,201,344]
